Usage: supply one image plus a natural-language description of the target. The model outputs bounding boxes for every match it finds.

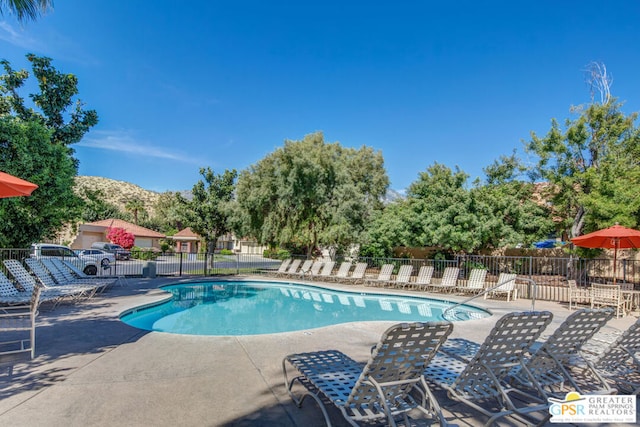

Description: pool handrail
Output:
[443,276,538,321]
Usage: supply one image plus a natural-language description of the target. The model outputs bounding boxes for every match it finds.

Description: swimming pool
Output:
[120,280,490,335]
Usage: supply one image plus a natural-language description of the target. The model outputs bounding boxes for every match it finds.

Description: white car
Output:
[74,249,116,268]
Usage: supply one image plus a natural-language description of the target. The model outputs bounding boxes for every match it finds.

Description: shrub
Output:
[219,249,234,255]
[131,246,159,260]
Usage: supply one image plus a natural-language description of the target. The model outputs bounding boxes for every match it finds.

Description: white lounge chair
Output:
[49,258,118,290]
[315,261,335,280]
[280,259,302,278]
[587,317,640,394]
[58,259,124,287]
[456,268,487,294]
[283,321,454,427]
[364,263,394,287]
[273,259,292,276]
[329,262,352,282]
[425,311,554,426]
[4,260,88,305]
[304,260,324,279]
[293,260,314,278]
[24,258,100,298]
[0,271,39,305]
[390,265,414,289]
[484,272,518,301]
[346,262,368,284]
[510,308,615,397]
[413,265,434,290]
[428,267,459,293]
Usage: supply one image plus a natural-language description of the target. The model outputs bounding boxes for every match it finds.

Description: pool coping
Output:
[120,277,492,335]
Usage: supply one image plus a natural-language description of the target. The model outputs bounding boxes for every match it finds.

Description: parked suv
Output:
[91,242,131,260]
[30,243,99,275]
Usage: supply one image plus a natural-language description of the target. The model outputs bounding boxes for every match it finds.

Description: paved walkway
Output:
[0,276,637,427]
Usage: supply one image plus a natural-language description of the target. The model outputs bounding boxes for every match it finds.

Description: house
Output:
[171,227,201,253]
[71,219,166,250]
[170,228,266,255]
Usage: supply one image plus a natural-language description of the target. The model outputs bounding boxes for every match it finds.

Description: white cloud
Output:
[78,130,203,165]
[0,21,41,50]
[0,20,98,66]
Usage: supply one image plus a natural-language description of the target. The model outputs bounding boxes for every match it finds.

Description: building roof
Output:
[84,219,165,238]
[172,227,200,241]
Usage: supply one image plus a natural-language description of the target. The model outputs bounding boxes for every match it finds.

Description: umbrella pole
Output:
[613,239,618,285]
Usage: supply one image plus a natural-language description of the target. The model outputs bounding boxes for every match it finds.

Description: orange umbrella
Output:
[0,171,38,198]
[571,224,640,284]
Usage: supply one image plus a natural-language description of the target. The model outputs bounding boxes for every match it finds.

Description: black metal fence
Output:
[0,248,638,290]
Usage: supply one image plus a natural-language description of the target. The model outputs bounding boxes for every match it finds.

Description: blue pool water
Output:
[120,281,490,336]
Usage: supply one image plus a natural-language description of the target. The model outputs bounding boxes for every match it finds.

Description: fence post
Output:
[528,256,533,299]
[236,253,240,275]
[178,252,183,277]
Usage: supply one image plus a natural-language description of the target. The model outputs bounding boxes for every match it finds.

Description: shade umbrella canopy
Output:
[571,224,640,284]
[0,171,38,198]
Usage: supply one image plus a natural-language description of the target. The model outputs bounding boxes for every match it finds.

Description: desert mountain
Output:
[74,176,161,216]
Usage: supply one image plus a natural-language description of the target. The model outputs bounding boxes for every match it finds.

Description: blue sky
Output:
[1,1,640,193]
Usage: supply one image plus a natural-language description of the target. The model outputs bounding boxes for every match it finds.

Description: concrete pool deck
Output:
[0,275,637,427]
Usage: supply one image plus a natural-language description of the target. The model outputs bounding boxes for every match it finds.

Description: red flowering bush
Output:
[106,227,135,249]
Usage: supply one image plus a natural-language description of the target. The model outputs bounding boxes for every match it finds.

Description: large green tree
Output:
[525,99,640,237]
[0,0,52,22]
[360,159,553,256]
[235,132,388,256]
[470,154,554,249]
[0,117,81,247]
[184,167,237,252]
[0,54,98,247]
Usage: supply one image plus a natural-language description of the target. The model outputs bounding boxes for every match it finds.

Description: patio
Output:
[0,276,637,426]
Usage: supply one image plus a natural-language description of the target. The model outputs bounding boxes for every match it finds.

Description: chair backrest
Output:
[299,260,313,273]
[527,309,613,374]
[376,264,394,281]
[395,265,413,284]
[495,273,517,291]
[334,262,352,278]
[347,321,453,407]
[309,260,324,275]
[40,258,73,284]
[3,259,38,293]
[452,311,553,396]
[24,258,58,287]
[415,266,434,285]
[0,271,22,297]
[440,267,459,286]
[466,269,487,290]
[61,259,88,278]
[595,317,640,369]
[48,258,77,282]
[350,263,368,279]
[591,283,622,304]
[277,259,292,273]
[286,259,302,274]
[318,261,335,277]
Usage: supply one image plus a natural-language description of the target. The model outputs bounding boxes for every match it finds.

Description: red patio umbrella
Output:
[571,224,640,284]
[0,171,38,198]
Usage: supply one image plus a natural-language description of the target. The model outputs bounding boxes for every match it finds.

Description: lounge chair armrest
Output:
[0,306,32,315]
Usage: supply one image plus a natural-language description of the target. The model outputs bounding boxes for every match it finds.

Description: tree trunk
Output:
[571,206,586,238]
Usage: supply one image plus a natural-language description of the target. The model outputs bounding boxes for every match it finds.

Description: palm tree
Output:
[0,0,52,22]
[124,199,146,225]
